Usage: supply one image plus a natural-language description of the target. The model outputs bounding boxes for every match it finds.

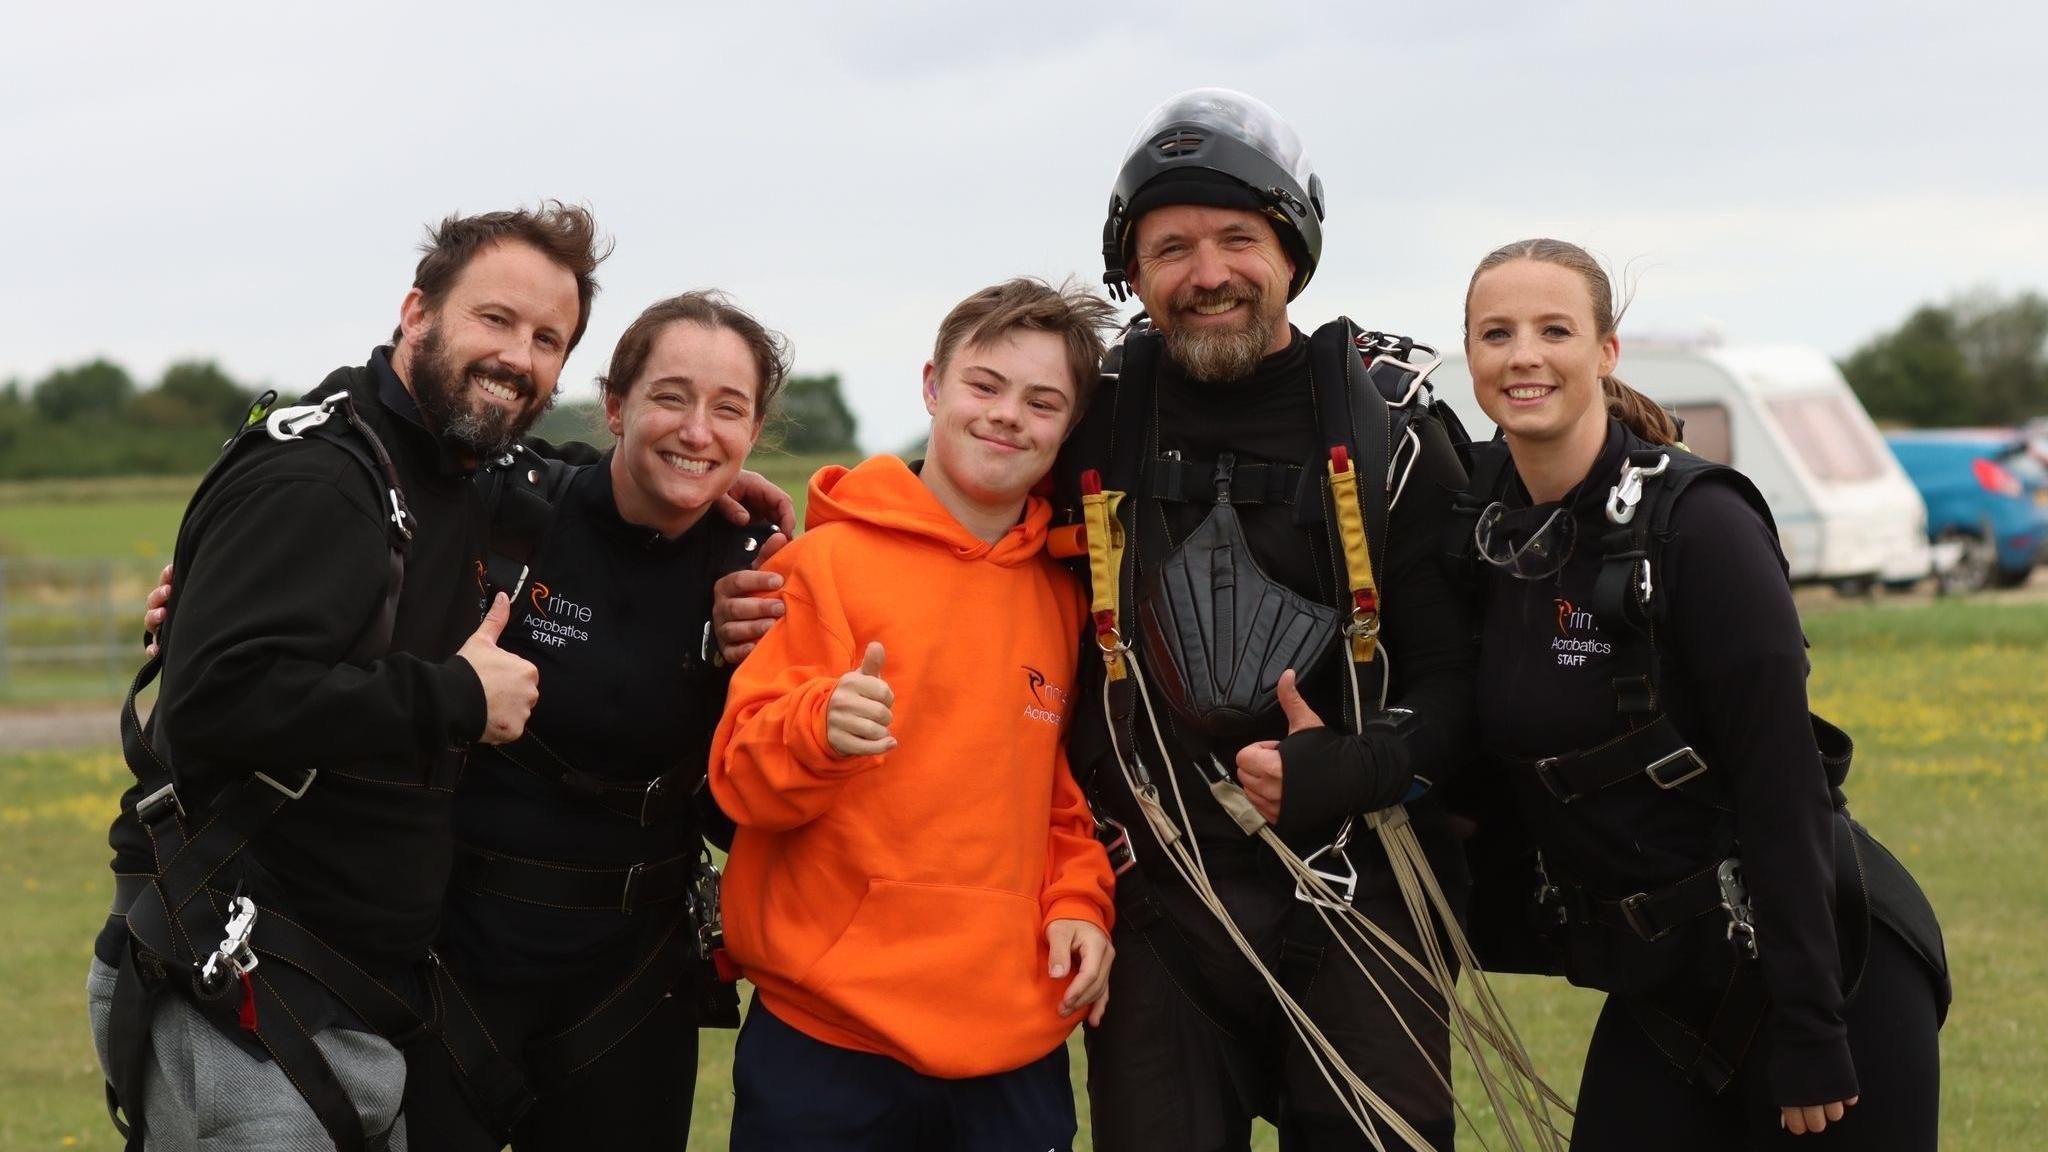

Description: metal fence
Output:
[0,556,159,696]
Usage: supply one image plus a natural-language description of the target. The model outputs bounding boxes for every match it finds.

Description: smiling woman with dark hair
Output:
[398,290,794,1152]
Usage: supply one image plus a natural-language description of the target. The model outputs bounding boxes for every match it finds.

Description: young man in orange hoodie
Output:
[709,278,1121,1151]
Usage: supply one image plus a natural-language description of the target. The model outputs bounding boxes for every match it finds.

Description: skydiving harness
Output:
[105,386,432,1152]
[1451,437,1871,1093]
[429,444,743,1137]
[1064,320,1566,1152]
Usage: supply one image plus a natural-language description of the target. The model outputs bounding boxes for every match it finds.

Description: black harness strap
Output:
[1517,714,1725,811]
[476,443,580,602]
[451,846,697,915]
[492,733,697,827]
[526,915,704,1081]
[1149,455,1307,506]
[431,963,536,1138]
[1628,963,1769,1095]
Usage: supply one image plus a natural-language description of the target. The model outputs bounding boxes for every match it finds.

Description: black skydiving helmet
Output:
[1136,455,1342,747]
[1102,87,1327,303]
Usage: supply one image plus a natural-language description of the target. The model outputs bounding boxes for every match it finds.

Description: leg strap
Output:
[527,916,702,1082]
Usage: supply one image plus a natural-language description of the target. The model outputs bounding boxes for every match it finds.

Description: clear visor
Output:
[1124,87,1316,190]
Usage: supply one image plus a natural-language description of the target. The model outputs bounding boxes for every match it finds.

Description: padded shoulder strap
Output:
[477,444,581,602]
[1306,318,1393,569]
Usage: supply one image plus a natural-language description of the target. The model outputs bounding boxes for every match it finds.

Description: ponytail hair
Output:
[1466,238,1679,447]
[1602,374,1678,446]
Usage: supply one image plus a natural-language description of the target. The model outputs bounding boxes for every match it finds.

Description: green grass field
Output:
[2,597,2041,1149]
[0,455,850,704]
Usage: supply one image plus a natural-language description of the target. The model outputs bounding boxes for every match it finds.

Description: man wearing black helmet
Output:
[1057,89,1476,1151]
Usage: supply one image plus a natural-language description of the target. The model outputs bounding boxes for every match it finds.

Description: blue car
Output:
[1885,430,2048,594]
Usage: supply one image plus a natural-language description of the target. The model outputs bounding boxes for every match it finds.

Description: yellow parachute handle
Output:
[1080,472,1129,680]
[1327,448,1380,664]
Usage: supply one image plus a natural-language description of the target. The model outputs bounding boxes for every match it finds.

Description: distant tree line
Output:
[0,360,863,480]
[0,359,259,480]
[1841,289,2048,427]
[529,373,860,457]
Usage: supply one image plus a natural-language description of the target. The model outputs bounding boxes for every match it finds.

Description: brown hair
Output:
[1464,238,1678,446]
[393,201,612,351]
[597,290,793,424]
[932,278,1119,415]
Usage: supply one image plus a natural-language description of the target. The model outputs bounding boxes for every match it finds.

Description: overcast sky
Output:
[6,1,2044,453]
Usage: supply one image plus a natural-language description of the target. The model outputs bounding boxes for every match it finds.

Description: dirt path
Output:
[0,705,123,753]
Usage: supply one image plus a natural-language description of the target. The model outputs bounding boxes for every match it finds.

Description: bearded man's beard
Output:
[408,323,547,458]
[1162,281,1280,383]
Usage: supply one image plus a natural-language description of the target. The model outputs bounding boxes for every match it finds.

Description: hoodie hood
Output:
[805,455,1053,567]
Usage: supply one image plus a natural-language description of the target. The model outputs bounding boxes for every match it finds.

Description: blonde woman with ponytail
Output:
[1455,240,1947,1149]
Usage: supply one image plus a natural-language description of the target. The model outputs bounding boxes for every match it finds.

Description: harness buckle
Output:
[639,775,667,827]
[1533,756,1576,804]
[253,767,316,800]
[135,782,184,826]
[1094,814,1137,877]
[1645,746,1710,790]
[1618,890,1674,942]
[388,490,415,541]
[619,862,644,915]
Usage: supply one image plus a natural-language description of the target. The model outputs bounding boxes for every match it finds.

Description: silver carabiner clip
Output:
[1605,453,1670,525]
[1715,857,1759,960]
[264,393,345,442]
[198,895,261,993]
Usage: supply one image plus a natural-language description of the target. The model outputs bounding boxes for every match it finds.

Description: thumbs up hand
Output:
[459,593,541,745]
[827,641,897,758]
[1275,667,1324,733]
[1234,669,1321,825]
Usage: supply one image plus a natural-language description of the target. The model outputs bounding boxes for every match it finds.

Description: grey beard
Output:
[1164,312,1275,383]
[436,403,524,458]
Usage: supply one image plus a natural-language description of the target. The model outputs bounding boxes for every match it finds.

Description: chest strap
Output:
[1511,714,1723,810]
[1148,455,1308,506]
[489,733,698,828]
[452,845,697,915]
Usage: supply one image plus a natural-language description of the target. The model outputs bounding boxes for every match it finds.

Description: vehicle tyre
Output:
[1991,564,2035,590]
[1935,528,1995,597]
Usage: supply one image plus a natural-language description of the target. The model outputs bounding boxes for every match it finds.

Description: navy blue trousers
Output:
[730,1002,1077,1152]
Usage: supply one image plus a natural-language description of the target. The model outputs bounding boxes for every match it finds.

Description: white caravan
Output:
[1429,342,1933,587]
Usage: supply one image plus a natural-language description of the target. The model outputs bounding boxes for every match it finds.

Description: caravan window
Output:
[1763,393,1887,483]
[1673,403,1732,464]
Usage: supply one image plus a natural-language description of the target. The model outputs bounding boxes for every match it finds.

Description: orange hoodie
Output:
[708,455,1115,1079]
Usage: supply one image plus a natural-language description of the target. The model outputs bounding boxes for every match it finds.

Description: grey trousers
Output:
[87,957,408,1151]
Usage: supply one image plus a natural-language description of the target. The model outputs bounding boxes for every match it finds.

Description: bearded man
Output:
[90,205,607,1152]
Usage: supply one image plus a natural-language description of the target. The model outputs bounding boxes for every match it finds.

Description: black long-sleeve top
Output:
[98,348,488,980]
[442,454,749,985]
[1477,419,1852,1107]
[1072,328,1477,868]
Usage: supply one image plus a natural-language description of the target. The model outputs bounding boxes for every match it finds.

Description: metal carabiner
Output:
[198,894,261,994]
[1716,857,1760,960]
[264,393,345,442]
[1605,453,1671,525]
